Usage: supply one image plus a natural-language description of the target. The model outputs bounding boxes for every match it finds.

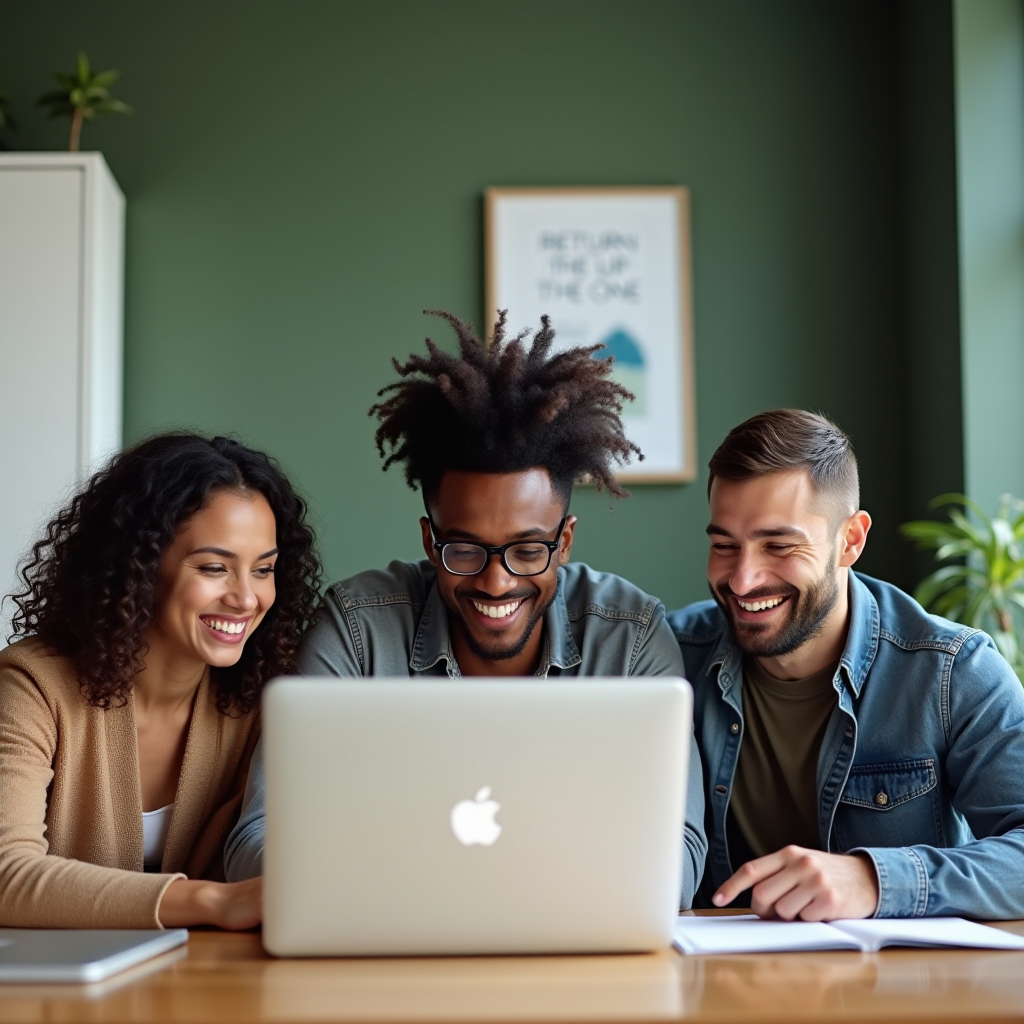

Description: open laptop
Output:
[262,677,692,957]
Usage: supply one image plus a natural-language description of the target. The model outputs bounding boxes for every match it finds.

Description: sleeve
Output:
[854,633,1024,919]
[0,662,182,928]
[225,588,365,880]
[629,603,709,911]
[295,587,367,676]
[224,734,266,881]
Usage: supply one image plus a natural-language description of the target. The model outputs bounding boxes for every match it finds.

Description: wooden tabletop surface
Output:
[3,916,1024,1023]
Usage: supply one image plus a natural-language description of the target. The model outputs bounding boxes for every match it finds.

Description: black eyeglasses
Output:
[428,517,567,577]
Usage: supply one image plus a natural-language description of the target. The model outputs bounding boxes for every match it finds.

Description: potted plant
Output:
[37,51,131,152]
[901,494,1024,680]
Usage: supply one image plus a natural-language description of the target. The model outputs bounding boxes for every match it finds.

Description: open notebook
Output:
[673,915,1024,955]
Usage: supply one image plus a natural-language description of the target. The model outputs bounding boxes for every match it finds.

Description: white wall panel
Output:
[0,155,124,643]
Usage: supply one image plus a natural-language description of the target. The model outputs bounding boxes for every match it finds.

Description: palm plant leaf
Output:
[962,588,994,629]
[946,508,990,551]
[904,494,1024,683]
[900,520,965,546]
[94,99,132,116]
[35,50,132,150]
[929,492,991,524]
[935,539,977,561]
[91,70,120,88]
[913,564,981,609]
[929,586,971,622]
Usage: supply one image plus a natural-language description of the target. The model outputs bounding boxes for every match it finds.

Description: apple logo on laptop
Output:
[450,786,502,846]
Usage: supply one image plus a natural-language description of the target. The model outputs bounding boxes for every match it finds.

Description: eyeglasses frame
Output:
[427,516,568,577]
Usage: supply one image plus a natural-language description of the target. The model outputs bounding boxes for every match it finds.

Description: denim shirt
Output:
[667,571,1024,919]
[225,559,708,903]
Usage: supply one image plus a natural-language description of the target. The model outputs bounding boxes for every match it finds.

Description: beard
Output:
[711,566,841,659]
[444,586,557,663]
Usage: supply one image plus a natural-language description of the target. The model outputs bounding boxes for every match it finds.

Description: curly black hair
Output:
[370,309,642,504]
[7,433,322,714]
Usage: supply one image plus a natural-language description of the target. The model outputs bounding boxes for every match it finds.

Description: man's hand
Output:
[712,846,879,921]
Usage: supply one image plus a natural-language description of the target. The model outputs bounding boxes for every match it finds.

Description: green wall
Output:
[899,0,966,582]
[954,0,1024,516]
[1,1,962,608]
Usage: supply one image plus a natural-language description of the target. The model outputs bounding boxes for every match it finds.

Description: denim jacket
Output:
[667,571,1024,919]
[225,560,708,902]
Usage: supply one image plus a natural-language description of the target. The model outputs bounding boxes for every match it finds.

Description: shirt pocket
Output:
[832,758,944,851]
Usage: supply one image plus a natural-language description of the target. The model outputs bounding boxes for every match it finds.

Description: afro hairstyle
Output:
[369,309,642,507]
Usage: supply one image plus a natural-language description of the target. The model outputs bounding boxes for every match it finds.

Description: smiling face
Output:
[421,469,576,676]
[707,470,869,669]
[148,489,279,676]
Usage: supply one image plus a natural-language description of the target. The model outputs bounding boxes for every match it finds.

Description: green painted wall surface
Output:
[899,0,965,583]
[954,0,1024,516]
[1,1,946,607]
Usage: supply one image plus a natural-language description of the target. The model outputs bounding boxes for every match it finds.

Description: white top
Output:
[142,803,175,869]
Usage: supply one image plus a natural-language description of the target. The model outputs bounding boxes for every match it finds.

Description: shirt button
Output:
[875,792,889,807]
[730,722,740,734]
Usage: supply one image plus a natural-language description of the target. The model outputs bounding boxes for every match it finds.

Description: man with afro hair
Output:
[225,310,707,906]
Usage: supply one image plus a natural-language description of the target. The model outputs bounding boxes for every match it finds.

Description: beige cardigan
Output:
[0,638,260,928]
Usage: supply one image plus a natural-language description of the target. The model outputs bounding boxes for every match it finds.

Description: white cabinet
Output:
[0,153,125,643]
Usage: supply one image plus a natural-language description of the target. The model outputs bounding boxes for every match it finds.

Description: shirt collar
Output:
[409,583,458,675]
[838,571,879,697]
[709,571,879,698]
[408,567,581,677]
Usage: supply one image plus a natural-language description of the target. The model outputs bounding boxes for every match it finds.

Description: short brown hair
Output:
[708,409,859,523]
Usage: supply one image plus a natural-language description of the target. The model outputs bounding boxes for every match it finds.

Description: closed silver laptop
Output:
[0,929,187,982]
[262,678,692,957]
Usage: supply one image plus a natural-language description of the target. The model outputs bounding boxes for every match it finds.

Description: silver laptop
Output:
[0,929,187,982]
[262,678,692,957]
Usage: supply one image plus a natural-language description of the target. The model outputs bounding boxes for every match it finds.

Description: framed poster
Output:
[485,186,696,483]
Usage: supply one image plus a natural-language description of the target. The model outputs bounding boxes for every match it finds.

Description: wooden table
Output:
[2,916,1024,1023]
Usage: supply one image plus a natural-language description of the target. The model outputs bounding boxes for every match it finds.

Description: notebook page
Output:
[830,917,1024,953]
[673,916,862,955]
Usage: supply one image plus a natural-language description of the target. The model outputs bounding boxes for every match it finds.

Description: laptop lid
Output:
[262,678,691,956]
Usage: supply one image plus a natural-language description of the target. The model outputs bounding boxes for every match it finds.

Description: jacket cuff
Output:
[152,873,189,929]
[850,847,928,918]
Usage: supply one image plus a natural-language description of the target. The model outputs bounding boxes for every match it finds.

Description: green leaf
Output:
[914,564,973,609]
[930,492,992,526]
[993,517,1018,557]
[901,520,964,548]
[931,589,970,622]
[947,508,989,550]
[99,104,131,116]
[35,52,131,129]
[935,539,976,562]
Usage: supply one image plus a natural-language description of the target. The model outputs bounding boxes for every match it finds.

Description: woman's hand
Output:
[158,876,263,930]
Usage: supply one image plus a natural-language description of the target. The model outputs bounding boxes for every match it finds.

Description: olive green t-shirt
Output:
[727,655,839,863]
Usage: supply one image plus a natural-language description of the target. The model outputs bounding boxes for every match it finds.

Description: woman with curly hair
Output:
[0,433,321,929]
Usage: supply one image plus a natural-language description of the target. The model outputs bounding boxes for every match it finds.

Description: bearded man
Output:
[225,309,707,900]
[668,409,1024,921]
